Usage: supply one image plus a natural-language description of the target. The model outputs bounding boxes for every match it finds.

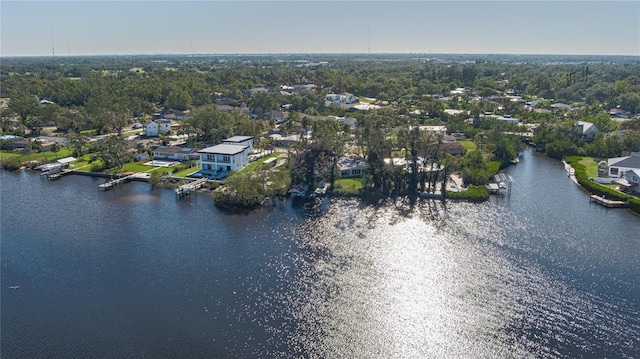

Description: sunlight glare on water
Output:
[258,198,639,358]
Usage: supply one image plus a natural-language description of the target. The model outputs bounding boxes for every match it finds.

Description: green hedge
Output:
[446,186,489,202]
[630,198,640,213]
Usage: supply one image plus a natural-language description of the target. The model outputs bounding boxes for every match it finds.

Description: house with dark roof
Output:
[609,108,629,119]
[606,152,640,178]
[3,138,30,151]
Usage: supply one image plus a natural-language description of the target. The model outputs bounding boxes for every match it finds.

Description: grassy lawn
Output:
[68,153,97,170]
[120,161,156,173]
[171,165,200,178]
[333,178,363,196]
[0,151,22,160]
[458,140,477,151]
[229,153,280,179]
[1,148,74,163]
[579,157,599,178]
[80,129,97,136]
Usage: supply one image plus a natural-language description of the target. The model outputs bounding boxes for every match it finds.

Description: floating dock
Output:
[590,195,627,208]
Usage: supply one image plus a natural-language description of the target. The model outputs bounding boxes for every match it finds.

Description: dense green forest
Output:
[2,54,639,204]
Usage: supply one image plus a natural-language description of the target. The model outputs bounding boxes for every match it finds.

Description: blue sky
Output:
[2,1,639,56]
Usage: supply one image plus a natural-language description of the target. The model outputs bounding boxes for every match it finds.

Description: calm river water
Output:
[2,148,639,358]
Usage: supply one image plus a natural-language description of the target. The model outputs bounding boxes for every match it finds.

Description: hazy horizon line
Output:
[3,52,639,58]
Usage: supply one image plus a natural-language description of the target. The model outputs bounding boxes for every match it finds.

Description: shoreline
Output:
[562,159,640,215]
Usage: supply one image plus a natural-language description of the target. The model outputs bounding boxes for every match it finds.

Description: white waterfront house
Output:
[145,119,172,137]
[338,158,368,178]
[198,142,250,177]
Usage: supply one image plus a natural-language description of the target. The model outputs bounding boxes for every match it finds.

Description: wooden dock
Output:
[99,173,136,191]
[175,177,208,198]
[590,195,627,208]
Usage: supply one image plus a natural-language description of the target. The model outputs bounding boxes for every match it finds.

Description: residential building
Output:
[161,109,190,120]
[152,146,199,162]
[268,110,289,124]
[419,126,448,137]
[337,117,358,130]
[222,135,254,153]
[198,144,250,175]
[267,133,302,147]
[478,114,520,125]
[338,158,368,178]
[38,141,56,152]
[606,152,640,178]
[576,121,600,140]
[616,169,640,193]
[325,93,356,104]
[145,119,172,137]
[609,108,629,119]
[3,139,29,151]
[439,141,466,156]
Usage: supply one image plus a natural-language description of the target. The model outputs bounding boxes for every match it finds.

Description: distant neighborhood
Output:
[1,54,639,211]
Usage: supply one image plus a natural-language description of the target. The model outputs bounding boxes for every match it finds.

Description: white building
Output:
[145,119,172,137]
[222,135,254,153]
[198,144,250,175]
[576,121,600,140]
[338,158,368,178]
[153,146,199,162]
[615,169,640,193]
[325,93,356,104]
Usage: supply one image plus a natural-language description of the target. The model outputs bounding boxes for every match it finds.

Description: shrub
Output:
[629,198,640,213]
[213,174,264,211]
[446,185,489,202]
[148,171,162,187]
[1,157,22,170]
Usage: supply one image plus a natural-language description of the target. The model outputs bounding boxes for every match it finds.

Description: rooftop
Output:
[154,145,197,154]
[223,135,254,143]
[609,152,640,169]
[199,144,248,155]
[338,158,368,170]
